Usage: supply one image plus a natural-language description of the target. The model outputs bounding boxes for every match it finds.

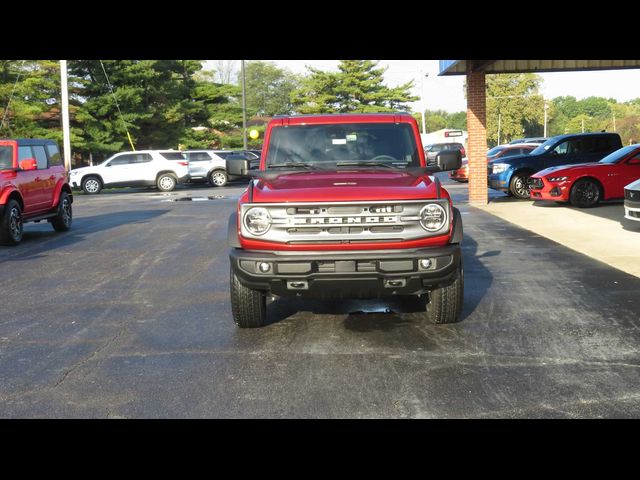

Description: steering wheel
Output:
[370,155,396,162]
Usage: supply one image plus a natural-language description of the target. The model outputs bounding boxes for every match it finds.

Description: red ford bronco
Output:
[0,139,73,246]
[226,113,464,327]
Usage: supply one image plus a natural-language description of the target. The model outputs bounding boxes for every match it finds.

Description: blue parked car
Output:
[488,132,622,198]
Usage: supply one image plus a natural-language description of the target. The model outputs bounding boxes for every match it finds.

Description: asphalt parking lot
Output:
[1,177,639,418]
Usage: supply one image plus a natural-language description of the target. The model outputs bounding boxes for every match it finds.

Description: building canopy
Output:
[439,60,640,76]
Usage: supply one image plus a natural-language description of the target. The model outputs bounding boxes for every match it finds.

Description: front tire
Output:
[82,176,102,195]
[426,260,464,324]
[230,267,267,328]
[509,172,531,199]
[157,173,177,192]
[210,170,228,187]
[0,199,24,246]
[570,178,601,208]
[51,192,73,232]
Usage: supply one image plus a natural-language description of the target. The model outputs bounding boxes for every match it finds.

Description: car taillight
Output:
[178,161,189,166]
[460,147,466,157]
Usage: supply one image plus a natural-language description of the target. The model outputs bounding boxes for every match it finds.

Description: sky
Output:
[206,60,640,113]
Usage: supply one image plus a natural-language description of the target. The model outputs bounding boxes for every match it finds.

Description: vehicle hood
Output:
[69,166,93,175]
[491,152,539,165]
[534,162,609,177]
[626,178,640,190]
[250,169,442,203]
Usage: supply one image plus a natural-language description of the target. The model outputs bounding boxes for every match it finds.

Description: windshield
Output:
[531,137,559,155]
[599,145,636,164]
[265,123,420,169]
[0,146,13,170]
[487,146,506,157]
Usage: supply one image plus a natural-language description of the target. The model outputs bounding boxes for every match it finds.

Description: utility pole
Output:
[60,60,72,171]
[581,118,585,133]
[543,100,548,137]
[241,60,247,150]
[420,69,428,136]
[497,112,502,145]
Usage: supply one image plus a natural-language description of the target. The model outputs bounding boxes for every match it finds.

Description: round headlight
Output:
[244,207,271,236]
[419,204,447,232]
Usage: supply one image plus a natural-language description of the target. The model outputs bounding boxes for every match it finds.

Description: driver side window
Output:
[553,141,569,155]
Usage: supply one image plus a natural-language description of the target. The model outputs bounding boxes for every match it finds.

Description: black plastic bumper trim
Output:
[230,244,461,297]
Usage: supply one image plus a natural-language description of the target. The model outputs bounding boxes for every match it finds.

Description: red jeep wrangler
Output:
[0,139,73,246]
[226,113,464,327]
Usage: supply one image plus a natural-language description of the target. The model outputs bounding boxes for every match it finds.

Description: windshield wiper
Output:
[335,161,400,169]
[267,162,321,170]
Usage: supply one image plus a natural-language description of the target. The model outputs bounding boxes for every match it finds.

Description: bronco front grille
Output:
[240,200,450,244]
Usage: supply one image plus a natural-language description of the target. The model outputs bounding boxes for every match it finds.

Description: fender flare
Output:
[0,186,24,210]
[52,180,73,207]
[228,212,240,248]
[451,207,463,244]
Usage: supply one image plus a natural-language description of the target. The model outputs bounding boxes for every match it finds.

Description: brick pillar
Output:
[466,70,488,206]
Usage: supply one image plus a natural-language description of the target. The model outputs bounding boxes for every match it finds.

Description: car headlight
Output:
[492,163,509,174]
[419,203,447,232]
[547,176,569,182]
[244,207,271,236]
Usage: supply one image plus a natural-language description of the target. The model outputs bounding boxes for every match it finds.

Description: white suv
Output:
[70,150,190,194]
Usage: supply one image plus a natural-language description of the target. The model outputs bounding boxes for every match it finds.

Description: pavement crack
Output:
[51,325,127,390]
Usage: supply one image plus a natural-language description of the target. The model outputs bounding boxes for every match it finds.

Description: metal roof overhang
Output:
[439,60,640,75]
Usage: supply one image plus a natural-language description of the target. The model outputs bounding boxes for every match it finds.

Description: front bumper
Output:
[230,244,461,298]
[488,173,509,192]
[624,198,640,222]
[529,177,570,201]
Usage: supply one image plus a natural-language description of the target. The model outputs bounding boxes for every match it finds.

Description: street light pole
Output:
[420,70,429,136]
[497,112,502,145]
[241,60,248,150]
[60,60,72,171]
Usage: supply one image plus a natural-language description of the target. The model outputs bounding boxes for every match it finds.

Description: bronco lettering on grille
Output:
[293,216,399,225]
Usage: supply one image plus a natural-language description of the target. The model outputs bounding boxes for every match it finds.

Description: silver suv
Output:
[183,150,260,187]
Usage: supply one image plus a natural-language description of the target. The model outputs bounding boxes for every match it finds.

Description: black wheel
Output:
[509,172,531,199]
[82,176,102,194]
[157,173,177,192]
[210,170,228,187]
[230,267,267,328]
[51,192,73,232]
[570,178,601,208]
[0,199,24,246]
[426,260,464,324]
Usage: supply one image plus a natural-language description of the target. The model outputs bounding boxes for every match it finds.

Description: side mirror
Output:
[435,150,462,172]
[226,158,250,176]
[19,158,37,171]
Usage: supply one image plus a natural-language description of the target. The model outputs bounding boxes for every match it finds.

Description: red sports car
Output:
[529,144,640,207]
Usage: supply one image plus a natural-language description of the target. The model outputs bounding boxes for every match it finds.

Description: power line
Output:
[99,60,136,151]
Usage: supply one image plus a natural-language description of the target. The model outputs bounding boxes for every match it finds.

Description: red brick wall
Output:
[466,71,488,205]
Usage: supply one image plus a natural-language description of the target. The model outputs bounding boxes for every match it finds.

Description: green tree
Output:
[486,73,544,146]
[244,61,300,116]
[291,60,418,113]
[0,61,63,141]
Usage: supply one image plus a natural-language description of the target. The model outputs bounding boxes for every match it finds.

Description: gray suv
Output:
[424,142,466,166]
